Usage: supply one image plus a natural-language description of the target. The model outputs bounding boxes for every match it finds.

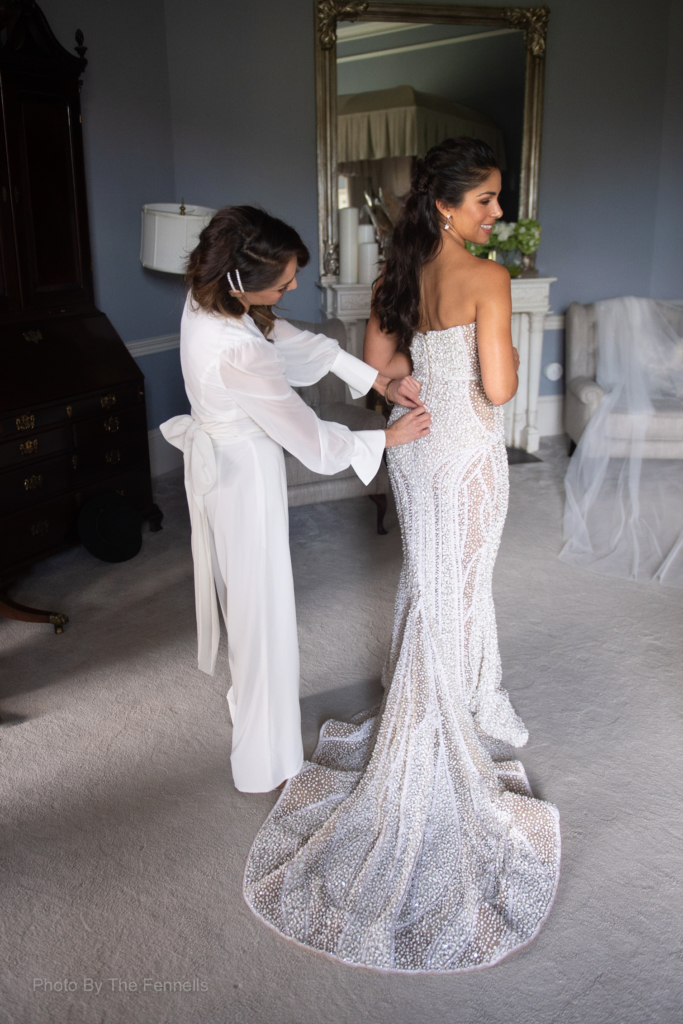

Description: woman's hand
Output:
[512,347,520,373]
[384,407,431,447]
[386,376,423,408]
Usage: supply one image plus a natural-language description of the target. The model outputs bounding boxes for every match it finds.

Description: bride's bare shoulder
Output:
[466,253,511,292]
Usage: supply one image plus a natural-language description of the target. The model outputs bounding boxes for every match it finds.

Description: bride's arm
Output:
[364,310,424,408]
[475,263,519,406]
[363,309,413,379]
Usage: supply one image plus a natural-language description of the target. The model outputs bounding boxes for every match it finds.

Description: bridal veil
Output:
[560,296,683,586]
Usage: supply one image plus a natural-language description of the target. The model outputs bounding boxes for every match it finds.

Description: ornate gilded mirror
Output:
[314,2,549,278]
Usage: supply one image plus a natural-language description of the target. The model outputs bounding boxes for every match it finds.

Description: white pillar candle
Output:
[339,207,359,283]
[358,241,379,285]
[358,224,375,244]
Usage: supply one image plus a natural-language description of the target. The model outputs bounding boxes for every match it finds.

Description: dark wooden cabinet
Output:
[0,1,161,631]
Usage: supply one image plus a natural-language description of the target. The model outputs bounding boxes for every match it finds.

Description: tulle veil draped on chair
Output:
[560,296,683,587]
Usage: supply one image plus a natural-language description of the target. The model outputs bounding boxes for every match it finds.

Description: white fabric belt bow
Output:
[160,414,238,675]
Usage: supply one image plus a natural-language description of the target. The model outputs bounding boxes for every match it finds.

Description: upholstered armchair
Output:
[286,318,390,533]
[564,300,683,457]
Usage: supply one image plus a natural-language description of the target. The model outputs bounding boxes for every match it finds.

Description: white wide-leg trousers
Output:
[204,433,303,792]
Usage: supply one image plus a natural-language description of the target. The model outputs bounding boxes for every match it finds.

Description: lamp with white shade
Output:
[140,201,216,274]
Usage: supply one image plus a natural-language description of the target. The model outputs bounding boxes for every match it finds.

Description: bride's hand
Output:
[386,376,423,408]
[384,407,431,447]
[512,346,520,373]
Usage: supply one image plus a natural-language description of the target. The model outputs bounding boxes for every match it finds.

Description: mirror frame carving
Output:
[314,1,550,276]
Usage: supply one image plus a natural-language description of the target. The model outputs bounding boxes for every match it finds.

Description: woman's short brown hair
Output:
[185,205,310,337]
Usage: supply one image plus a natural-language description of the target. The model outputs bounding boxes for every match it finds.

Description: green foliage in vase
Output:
[514,219,542,255]
[465,219,541,271]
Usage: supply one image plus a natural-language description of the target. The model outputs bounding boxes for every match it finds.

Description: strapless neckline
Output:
[418,322,476,335]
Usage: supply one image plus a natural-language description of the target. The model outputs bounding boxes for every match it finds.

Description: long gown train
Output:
[243,323,561,971]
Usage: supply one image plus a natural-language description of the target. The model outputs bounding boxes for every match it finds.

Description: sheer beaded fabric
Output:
[243,323,561,972]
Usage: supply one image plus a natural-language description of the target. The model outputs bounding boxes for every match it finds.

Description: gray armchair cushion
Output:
[567,375,605,407]
[565,299,683,453]
[607,399,683,442]
[565,302,598,381]
[319,402,385,432]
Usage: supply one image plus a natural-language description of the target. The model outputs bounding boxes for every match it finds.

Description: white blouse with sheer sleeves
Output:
[218,327,384,485]
[270,317,376,399]
[177,303,384,482]
[161,300,386,681]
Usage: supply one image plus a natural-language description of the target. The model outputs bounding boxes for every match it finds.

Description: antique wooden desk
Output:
[0,2,160,632]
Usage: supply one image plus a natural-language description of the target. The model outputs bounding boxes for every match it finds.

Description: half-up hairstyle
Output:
[373,137,499,354]
[185,205,309,337]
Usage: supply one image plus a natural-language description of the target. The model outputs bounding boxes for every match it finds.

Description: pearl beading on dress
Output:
[243,323,561,972]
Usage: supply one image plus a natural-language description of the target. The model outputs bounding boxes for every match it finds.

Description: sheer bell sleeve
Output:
[271,317,378,399]
[219,337,385,485]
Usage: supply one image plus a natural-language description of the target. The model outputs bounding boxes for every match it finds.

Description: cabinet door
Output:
[0,81,21,312]
[1,70,93,311]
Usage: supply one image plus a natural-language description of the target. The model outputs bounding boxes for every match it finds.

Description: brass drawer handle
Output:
[31,520,49,537]
[104,415,120,433]
[105,449,121,464]
[19,439,38,456]
[24,474,42,491]
[66,405,73,418]
[16,414,35,431]
[100,394,117,409]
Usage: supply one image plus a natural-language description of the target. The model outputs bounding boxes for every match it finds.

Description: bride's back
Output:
[367,136,518,406]
[418,241,505,334]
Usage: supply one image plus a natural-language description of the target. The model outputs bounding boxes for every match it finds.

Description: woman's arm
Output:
[475,263,519,406]
[219,337,430,484]
[271,317,382,400]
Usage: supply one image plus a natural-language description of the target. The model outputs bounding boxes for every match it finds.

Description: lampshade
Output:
[140,203,216,274]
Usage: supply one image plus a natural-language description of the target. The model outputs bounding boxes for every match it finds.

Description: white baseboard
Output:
[126,333,180,358]
[538,395,565,437]
[148,427,183,478]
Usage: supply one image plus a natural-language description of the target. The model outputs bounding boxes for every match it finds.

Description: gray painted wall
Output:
[536,0,672,309]
[40,0,182,342]
[36,0,683,419]
[649,0,683,298]
[163,0,321,324]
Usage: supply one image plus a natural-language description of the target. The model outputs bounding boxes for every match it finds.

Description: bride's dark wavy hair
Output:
[373,137,499,354]
[186,205,309,337]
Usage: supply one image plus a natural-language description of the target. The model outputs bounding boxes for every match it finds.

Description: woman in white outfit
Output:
[161,206,430,794]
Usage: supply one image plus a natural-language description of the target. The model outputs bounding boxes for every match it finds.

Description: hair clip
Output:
[227,269,244,293]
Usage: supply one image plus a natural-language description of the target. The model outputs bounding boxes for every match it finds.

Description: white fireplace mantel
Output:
[319,275,558,453]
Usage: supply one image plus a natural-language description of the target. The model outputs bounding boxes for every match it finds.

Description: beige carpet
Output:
[1,438,682,1024]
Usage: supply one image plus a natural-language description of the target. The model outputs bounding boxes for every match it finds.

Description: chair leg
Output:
[369,494,388,535]
[146,503,164,532]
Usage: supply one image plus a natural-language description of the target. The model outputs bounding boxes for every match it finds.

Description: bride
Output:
[244,138,561,972]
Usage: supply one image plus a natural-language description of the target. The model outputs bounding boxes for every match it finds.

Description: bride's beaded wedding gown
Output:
[244,323,561,972]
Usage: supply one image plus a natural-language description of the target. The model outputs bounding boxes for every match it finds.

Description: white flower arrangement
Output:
[465,218,542,276]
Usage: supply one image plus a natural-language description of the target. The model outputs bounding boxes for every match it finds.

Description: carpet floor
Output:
[1,438,682,1024]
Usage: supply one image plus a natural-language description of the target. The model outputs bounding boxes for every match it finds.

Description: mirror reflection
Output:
[336,20,526,262]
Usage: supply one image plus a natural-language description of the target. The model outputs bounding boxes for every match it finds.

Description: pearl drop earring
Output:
[444,215,452,231]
